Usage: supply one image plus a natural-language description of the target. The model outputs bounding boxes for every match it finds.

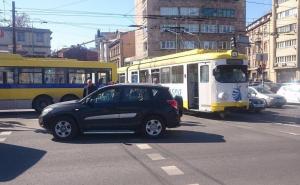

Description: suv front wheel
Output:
[142,116,166,138]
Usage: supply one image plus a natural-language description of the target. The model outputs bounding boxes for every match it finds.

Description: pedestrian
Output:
[83,79,97,97]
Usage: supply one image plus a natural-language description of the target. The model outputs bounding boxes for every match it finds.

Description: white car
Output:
[249,86,286,108]
[277,84,300,104]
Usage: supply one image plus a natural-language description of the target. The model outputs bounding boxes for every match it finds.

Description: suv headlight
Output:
[41,107,53,116]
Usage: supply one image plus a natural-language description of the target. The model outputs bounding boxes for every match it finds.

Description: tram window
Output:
[151,69,160,84]
[172,65,183,83]
[161,67,170,84]
[200,65,209,83]
[19,68,42,84]
[69,69,86,84]
[139,70,149,83]
[44,68,66,84]
[213,65,247,83]
[131,71,138,83]
[119,73,125,83]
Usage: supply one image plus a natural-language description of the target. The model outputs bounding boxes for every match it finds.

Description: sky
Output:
[0,0,272,50]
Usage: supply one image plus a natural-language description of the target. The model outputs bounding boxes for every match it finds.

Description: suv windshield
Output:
[214,65,247,83]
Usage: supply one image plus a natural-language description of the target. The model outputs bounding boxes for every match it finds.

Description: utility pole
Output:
[12,1,16,54]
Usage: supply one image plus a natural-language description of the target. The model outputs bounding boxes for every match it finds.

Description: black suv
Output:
[39,84,181,140]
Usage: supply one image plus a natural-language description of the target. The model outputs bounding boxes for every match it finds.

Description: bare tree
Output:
[10,13,31,27]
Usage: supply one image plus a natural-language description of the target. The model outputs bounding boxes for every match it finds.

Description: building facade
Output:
[135,0,246,60]
[271,0,300,83]
[246,13,273,82]
[95,31,118,62]
[0,27,52,57]
[109,31,136,68]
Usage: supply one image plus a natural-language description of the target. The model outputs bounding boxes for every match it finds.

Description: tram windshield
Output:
[214,65,248,83]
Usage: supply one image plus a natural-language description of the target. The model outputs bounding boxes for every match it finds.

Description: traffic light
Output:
[231,37,237,49]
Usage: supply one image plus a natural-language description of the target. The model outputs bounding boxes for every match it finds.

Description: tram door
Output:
[187,64,199,109]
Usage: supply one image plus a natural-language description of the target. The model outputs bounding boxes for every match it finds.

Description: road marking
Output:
[161,166,184,176]
[188,184,200,185]
[0,131,12,136]
[136,144,152,150]
[279,131,300,136]
[0,138,6,142]
[147,153,165,161]
[274,123,300,128]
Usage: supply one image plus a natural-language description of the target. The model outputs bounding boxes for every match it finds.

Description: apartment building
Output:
[135,0,246,59]
[272,0,300,82]
[0,26,52,57]
[109,31,136,68]
[246,13,273,81]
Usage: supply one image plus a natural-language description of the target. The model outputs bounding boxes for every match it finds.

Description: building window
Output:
[181,41,197,49]
[160,24,177,32]
[180,24,199,33]
[36,33,44,42]
[180,7,199,16]
[276,39,296,48]
[218,41,230,49]
[277,23,296,33]
[201,24,218,33]
[160,41,176,49]
[202,8,235,18]
[160,7,179,16]
[277,8,297,19]
[17,32,25,42]
[143,41,148,51]
[219,25,235,33]
[276,55,296,63]
[200,41,217,49]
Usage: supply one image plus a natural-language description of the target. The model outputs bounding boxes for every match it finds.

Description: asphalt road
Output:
[0,105,299,185]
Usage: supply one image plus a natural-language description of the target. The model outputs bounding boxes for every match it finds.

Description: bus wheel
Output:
[61,94,79,102]
[33,95,53,113]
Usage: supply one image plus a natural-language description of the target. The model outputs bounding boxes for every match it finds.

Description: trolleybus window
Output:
[44,68,66,84]
[69,69,86,84]
[172,65,183,83]
[161,67,171,84]
[0,67,15,84]
[213,65,247,83]
[200,65,209,83]
[19,68,43,84]
[151,69,160,84]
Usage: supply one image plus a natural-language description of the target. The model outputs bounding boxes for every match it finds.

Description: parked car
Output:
[39,84,181,140]
[248,96,266,113]
[277,84,300,104]
[249,86,286,108]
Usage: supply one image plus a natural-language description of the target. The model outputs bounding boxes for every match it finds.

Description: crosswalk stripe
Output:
[0,138,6,142]
[0,131,12,136]
[161,166,184,176]
[136,144,152,150]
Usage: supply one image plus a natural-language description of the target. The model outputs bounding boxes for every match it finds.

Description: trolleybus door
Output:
[187,64,199,109]
[198,64,211,112]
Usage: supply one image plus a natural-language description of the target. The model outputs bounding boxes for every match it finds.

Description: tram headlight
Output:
[218,92,229,101]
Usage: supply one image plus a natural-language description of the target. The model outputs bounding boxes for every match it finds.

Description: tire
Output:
[142,116,166,138]
[33,96,53,113]
[52,116,79,141]
[61,95,79,102]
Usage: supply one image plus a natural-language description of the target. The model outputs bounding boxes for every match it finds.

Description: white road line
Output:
[0,138,6,142]
[147,153,165,161]
[136,144,152,150]
[279,131,300,136]
[161,166,184,176]
[0,131,12,136]
[273,123,300,128]
[188,184,200,185]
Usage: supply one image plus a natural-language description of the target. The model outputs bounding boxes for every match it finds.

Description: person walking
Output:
[83,79,97,97]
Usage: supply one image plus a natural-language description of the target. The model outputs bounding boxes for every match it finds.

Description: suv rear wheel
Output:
[142,116,166,138]
[52,116,78,140]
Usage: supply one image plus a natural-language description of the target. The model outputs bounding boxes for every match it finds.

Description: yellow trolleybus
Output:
[0,53,117,112]
[118,49,249,114]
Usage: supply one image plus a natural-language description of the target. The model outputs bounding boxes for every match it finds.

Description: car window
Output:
[122,87,150,102]
[90,88,120,104]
